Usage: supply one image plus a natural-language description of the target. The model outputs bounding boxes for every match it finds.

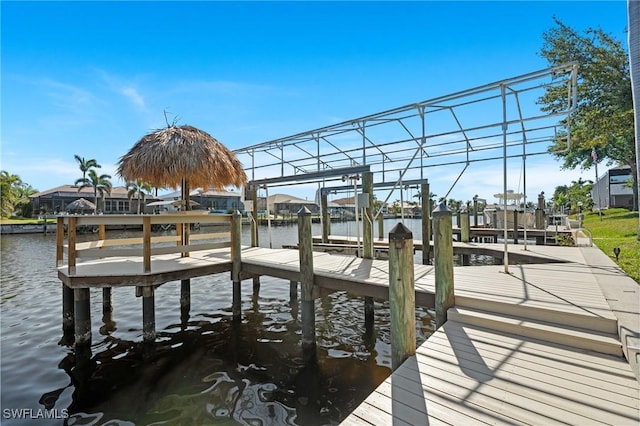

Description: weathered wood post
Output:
[231,210,243,322]
[74,288,91,347]
[142,286,156,342]
[377,211,384,241]
[362,172,375,325]
[421,182,431,265]
[289,280,298,301]
[473,195,479,228]
[250,186,261,294]
[298,207,316,350]
[433,203,455,329]
[321,189,330,244]
[62,284,74,339]
[389,222,415,370]
[102,288,112,315]
[68,216,77,275]
[57,217,74,339]
[460,208,470,266]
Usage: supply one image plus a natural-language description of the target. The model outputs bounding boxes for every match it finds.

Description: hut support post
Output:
[298,207,316,350]
[74,288,91,347]
[68,217,77,275]
[389,222,415,370]
[362,172,375,324]
[143,216,151,272]
[421,182,431,265]
[56,217,64,266]
[231,210,242,321]
[321,190,330,243]
[433,203,455,328]
[62,284,74,336]
[142,286,156,343]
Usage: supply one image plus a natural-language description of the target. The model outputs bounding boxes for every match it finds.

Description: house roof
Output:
[30,185,130,199]
[160,187,241,200]
[267,193,318,205]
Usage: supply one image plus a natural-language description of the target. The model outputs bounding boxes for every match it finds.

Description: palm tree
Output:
[74,155,101,182]
[75,169,112,213]
[126,179,153,214]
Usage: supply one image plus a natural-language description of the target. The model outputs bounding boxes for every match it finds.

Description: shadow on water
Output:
[42,291,433,425]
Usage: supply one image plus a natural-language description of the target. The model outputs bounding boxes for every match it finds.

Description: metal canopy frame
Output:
[235,64,578,207]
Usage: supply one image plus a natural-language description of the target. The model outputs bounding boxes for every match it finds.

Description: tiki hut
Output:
[66,197,96,213]
[116,125,247,210]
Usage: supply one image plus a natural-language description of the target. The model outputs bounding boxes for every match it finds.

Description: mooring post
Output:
[142,286,156,343]
[290,280,298,301]
[180,279,190,324]
[298,207,316,350]
[433,203,455,329]
[62,284,74,337]
[389,222,415,370]
[102,288,112,314]
[460,208,470,265]
[68,216,77,275]
[377,212,384,241]
[362,172,375,325]
[56,217,65,267]
[321,190,330,243]
[249,186,261,294]
[421,182,431,265]
[231,210,242,321]
[74,288,91,347]
[512,209,518,243]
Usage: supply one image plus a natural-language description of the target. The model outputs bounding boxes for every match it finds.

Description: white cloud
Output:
[121,86,145,108]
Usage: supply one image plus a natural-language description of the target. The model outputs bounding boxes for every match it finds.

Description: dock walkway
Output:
[56,224,639,424]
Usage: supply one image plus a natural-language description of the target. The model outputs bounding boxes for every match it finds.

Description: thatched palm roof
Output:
[66,197,96,211]
[117,125,247,192]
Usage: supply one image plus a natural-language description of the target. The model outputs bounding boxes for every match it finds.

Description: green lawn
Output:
[0,217,56,225]
[582,208,640,284]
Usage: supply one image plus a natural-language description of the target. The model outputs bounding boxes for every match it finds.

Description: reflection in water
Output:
[45,291,432,425]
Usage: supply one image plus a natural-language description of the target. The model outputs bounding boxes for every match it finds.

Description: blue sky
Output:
[1,1,630,204]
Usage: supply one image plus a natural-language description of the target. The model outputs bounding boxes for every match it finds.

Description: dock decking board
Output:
[56,240,639,424]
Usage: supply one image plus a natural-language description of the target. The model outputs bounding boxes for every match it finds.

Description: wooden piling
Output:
[388,222,415,370]
[142,286,156,342]
[377,212,384,241]
[421,182,431,265]
[460,209,470,265]
[74,288,91,346]
[62,284,74,335]
[290,280,298,301]
[56,217,64,267]
[68,217,77,275]
[433,203,454,329]
[250,186,259,247]
[143,216,151,272]
[321,190,330,243]
[231,210,242,321]
[298,207,316,350]
[362,172,375,324]
[102,288,112,314]
[180,279,190,315]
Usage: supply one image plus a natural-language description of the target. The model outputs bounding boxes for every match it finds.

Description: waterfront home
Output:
[30,185,136,214]
[155,187,244,213]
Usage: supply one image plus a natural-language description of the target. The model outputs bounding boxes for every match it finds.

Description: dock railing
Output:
[56,212,234,275]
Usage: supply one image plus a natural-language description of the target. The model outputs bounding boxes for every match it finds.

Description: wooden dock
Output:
[54,214,639,424]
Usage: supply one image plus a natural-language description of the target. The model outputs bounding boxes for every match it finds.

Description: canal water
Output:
[1,219,438,425]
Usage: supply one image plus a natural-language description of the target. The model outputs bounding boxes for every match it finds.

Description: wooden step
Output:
[455,294,618,334]
[447,306,623,356]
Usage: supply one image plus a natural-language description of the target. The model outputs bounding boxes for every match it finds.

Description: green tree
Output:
[552,178,593,213]
[75,169,112,213]
[1,171,22,217]
[540,18,637,211]
[127,179,153,214]
[74,155,101,181]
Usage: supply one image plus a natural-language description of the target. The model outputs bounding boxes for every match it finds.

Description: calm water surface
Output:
[1,219,436,425]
